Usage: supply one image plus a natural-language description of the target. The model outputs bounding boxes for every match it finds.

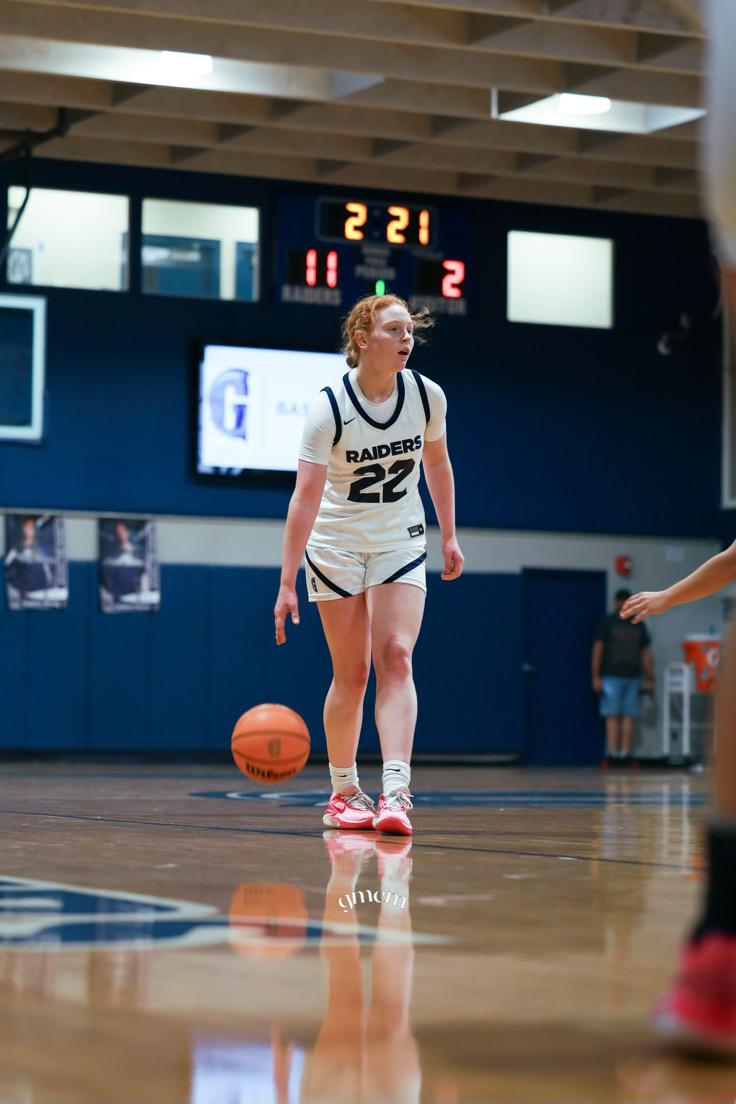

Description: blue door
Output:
[523,568,607,766]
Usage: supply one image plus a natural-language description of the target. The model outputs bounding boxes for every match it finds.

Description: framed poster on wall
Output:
[4,514,68,610]
[99,518,160,613]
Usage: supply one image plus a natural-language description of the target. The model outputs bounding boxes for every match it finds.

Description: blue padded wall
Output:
[27,562,93,750]
[148,567,211,751]
[0,586,28,747]
[414,573,524,755]
[0,565,522,755]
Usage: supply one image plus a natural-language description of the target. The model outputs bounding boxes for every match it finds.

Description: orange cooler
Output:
[681,634,721,692]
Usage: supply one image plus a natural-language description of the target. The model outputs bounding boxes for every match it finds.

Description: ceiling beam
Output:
[19,0,469,49]
[598,187,702,216]
[634,30,702,72]
[563,60,701,106]
[0,68,113,110]
[466,12,635,66]
[0,4,559,95]
[367,0,703,36]
[9,0,706,76]
[64,109,700,195]
[0,102,59,130]
[73,96,702,172]
[0,67,700,174]
[34,129,701,215]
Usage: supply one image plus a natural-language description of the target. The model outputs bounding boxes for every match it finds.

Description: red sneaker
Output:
[373,789,413,836]
[322,786,376,830]
[652,933,736,1056]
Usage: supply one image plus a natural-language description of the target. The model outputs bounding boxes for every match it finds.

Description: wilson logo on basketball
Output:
[231,703,310,783]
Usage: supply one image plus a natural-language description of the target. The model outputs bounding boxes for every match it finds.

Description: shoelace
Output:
[340,785,375,811]
[384,789,413,811]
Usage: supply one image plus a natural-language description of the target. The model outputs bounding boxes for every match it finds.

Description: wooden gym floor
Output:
[0,763,733,1104]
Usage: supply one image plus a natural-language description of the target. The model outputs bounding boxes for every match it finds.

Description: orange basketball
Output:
[231,702,310,783]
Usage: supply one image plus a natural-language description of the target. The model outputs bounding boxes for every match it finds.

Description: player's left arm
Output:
[422,433,464,581]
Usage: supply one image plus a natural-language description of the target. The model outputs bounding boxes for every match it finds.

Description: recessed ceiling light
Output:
[559,93,611,115]
[494,91,705,134]
[159,50,213,77]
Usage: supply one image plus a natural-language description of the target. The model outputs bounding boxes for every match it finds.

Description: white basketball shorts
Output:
[304,544,427,602]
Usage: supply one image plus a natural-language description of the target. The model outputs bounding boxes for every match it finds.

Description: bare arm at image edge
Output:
[620,542,736,623]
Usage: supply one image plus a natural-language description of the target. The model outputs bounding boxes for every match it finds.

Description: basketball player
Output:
[619,0,736,1053]
[274,294,463,835]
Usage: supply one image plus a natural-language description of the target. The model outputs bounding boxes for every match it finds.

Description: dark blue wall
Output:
[0,565,524,756]
[0,157,724,756]
[0,157,723,537]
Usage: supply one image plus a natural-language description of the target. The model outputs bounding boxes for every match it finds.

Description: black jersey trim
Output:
[381,551,427,585]
[305,551,352,598]
[321,386,342,446]
[343,371,405,430]
[411,370,430,425]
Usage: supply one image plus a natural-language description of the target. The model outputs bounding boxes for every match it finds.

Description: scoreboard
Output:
[277,193,470,315]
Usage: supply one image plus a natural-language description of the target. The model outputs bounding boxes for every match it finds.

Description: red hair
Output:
[341,294,433,368]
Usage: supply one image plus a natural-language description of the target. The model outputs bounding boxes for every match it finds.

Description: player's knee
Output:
[375,636,413,681]
[335,659,371,694]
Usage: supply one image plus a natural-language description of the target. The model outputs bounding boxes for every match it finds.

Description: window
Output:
[7,187,129,292]
[0,294,46,441]
[141,199,259,301]
[507,230,613,328]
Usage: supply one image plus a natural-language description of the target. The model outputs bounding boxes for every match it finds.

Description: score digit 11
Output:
[306,249,338,288]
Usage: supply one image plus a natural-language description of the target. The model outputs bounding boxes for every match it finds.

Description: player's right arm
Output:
[274,459,327,645]
[620,541,736,623]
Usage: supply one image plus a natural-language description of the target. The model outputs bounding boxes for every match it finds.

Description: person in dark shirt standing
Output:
[592,588,654,764]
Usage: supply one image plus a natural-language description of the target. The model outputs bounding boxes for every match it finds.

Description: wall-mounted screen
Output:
[0,293,46,441]
[197,344,345,476]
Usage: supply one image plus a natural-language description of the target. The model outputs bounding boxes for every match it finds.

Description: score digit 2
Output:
[414,257,467,301]
[387,206,410,244]
[344,203,367,241]
[441,260,465,299]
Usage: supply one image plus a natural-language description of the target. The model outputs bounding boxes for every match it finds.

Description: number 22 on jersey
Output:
[347,459,415,503]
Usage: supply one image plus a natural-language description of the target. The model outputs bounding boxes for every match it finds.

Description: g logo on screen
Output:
[209,368,249,439]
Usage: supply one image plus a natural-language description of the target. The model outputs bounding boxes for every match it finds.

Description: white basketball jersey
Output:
[300,368,445,553]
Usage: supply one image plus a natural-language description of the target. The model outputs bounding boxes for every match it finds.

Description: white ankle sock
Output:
[329,762,359,794]
[382,759,411,794]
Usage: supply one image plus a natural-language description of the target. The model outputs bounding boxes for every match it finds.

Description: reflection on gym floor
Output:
[0,765,734,1103]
